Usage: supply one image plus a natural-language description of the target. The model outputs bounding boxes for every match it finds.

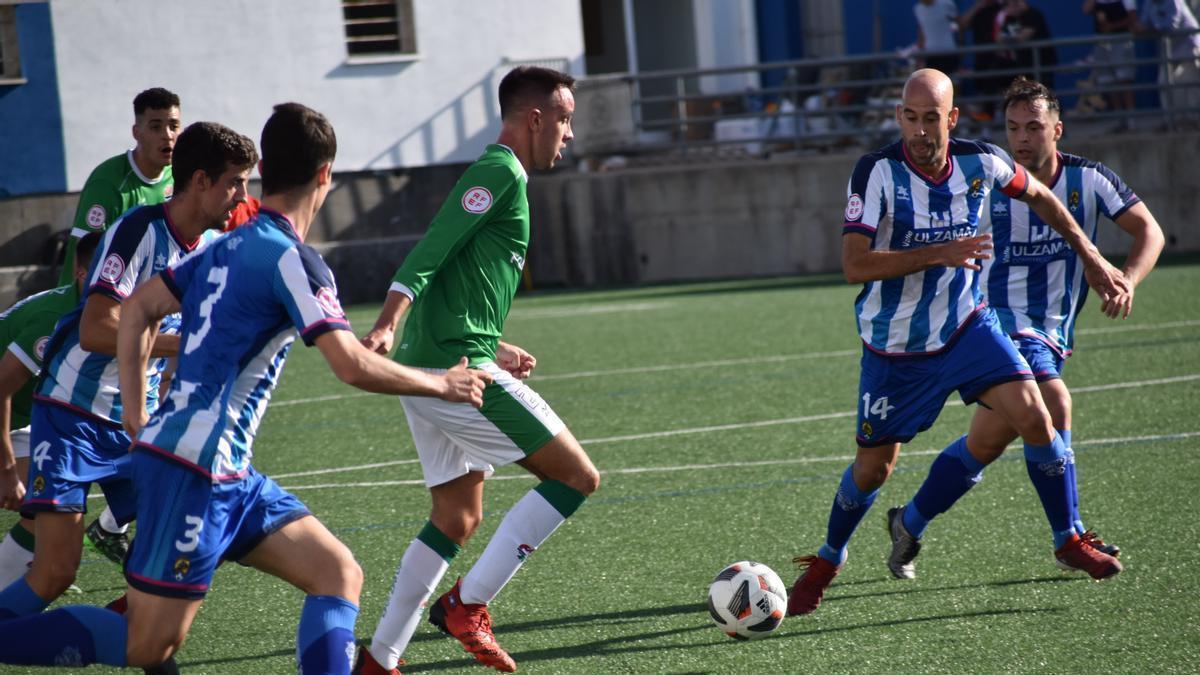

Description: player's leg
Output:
[361,402,483,675]
[0,512,84,619]
[0,441,34,587]
[888,407,1018,579]
[240,514,363,675]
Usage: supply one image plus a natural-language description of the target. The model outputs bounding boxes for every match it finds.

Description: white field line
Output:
[269,319,1200,408]
[277,430,1200,492]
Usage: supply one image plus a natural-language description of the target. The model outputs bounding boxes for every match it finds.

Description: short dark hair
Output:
[75,231,103,271]
[171,122,259,194]
[498,66,575,120]
[1003,77,1061,117]
[133,88,181,116]
[259,102,337,196]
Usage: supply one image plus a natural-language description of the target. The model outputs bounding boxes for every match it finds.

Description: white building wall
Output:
[51,0,584,190]
[692,0,758,95]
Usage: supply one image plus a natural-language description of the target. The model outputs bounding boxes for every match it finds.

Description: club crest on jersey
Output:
[316,287,345,317]
[462,186,493,214]
[164,184,174,199]
[85,204,106,230]
[34,336,49,361]
[845,194,864,221]
[173,556,191,581]
[99,254,125,283]
[969,178,984,198]
[32,476,44,495]
[1069,190,1080,212]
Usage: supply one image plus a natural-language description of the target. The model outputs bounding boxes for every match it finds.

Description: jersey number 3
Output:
[184,266,229,355]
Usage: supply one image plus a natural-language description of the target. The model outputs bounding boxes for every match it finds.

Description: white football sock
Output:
[98,507,128,534]
[459,489,566,605]
[369,538,449,670]
[0,530,34,588]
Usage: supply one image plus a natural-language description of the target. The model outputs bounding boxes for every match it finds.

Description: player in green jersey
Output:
[58,88,181,286]
[354,67,599,675]
[0,232,102,587]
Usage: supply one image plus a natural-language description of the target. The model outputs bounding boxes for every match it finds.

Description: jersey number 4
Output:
[184,266,229,355]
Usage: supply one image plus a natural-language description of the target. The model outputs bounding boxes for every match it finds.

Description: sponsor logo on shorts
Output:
[85,205,106,230]
[173,556,191,581]
[316,287,345,317]
[845,194,864,221]
[34,336,49,362]
[99,254,125,284]
[32,475,45,495]
[461,186,493,214]
[516,543,535,561]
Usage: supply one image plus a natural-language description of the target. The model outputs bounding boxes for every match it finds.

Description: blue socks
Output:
[0,577,49,620]
[297,595,359,675]
[903,435,986,538]
[1059,429,1087,534]
[1024,432,1076,549]
[0,605,127,666]
[818,464,879,566]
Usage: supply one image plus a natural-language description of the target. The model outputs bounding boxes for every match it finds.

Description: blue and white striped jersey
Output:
[37,203,213,424]
[136,209,351,480]
[979,153,1139,356]
[844,138,1030,355]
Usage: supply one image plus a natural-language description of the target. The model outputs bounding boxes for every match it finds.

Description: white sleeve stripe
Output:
[388,282,415,301]
[70,228,91,239]
[6,344,39,375]
[277,247,325,328]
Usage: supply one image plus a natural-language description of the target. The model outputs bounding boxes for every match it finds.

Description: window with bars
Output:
[342,0,417,59]
[0,6,22,81]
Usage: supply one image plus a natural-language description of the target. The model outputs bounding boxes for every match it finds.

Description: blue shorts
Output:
[124,449,310,599]
[856,309,1034,447]
[1013,336,1065,382]
[20,401,137,523]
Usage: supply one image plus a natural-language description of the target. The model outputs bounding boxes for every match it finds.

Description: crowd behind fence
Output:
[574,29,1200,160]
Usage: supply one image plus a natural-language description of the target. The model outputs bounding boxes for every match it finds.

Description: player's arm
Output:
[316,330,489,406]
[361,289,412,355]
[61,176,122,285]
[1100,202,1166,319]
[841,232,994,284]
[79,294,180,357]
[1017,176,1132,312]
[117,277,179,438]
[0,351,32,511]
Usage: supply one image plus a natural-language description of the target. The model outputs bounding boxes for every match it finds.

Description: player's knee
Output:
[126,631,183,668]
[28,559,79,599]
[853,459,893,490]
[562,464,600,497]
[1010,406,1054,442]
[435,511,482,543]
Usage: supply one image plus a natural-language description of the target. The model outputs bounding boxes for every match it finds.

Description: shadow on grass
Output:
[180,575,1072,670]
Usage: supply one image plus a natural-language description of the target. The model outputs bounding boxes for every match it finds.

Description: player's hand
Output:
[0,466,24,512]
[441,357,492,408]
[122,407,149,440]
[1084,260,1133,319]
[361,327,395,355]
[935,234,993,270]
[496,342,537,379]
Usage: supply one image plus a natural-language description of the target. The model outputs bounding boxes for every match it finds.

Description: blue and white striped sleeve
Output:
[87,215,152,302]
[272,244,352,346]
[1090,162,1140,221]
[843,155,886,240]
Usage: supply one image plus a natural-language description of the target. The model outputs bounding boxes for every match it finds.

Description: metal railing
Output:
[575,29,1200,158]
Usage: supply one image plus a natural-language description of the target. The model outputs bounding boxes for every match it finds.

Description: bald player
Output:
[786,69,1130,616]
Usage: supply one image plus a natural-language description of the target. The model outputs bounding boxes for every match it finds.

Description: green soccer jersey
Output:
[391,144,530,368]
[59,149,173,285]
[0,283,80,429]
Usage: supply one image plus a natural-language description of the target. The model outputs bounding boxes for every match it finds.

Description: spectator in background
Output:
[914,0,961,75]
[1085,0,1140,119]
[960,0,1007,119]
[997,0,1058,88]
[1139,0,1200,127]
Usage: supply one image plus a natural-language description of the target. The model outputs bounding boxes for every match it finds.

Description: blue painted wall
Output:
[755,0,806,97]
[0,2,65,198]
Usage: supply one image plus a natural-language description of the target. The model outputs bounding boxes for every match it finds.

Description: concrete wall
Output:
[47,0,584,191]
[3,131,1197,309]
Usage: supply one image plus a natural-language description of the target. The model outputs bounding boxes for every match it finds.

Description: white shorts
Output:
[10,426,30,460]
[400,362,567,487]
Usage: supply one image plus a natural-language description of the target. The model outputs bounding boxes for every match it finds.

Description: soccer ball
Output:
[707,560,787,640]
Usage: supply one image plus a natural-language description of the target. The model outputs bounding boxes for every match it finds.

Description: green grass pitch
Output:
[4,262,1198,674]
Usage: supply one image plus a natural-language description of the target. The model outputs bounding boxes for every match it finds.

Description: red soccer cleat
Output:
[1080,530,1121,558]
[787,555,841,616]
[352,646,403,675]
[428,579,517,673]
[1055,533,1123,579]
